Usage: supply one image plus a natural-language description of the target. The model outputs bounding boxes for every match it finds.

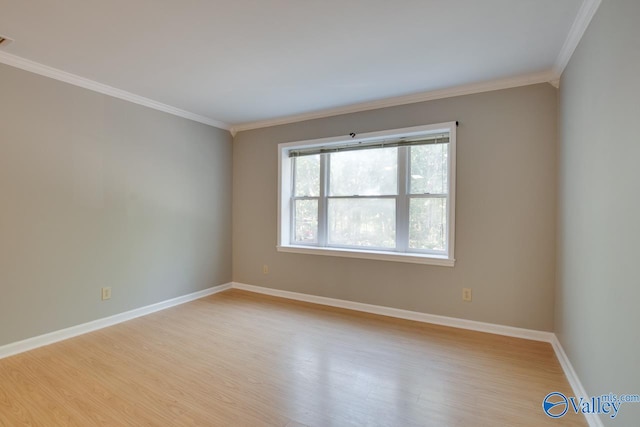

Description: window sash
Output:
[291,144,449,255]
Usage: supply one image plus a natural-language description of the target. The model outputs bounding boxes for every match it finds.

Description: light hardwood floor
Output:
[0,289,585,426]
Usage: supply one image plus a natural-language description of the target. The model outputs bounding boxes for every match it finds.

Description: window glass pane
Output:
[409,198,446,251]
[328,198,395,248]
[294,155,320,197]
[294,199,318,243]
[329,147,397,196]
[410,143,448,195]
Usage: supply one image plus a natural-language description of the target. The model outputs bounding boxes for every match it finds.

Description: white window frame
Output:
[277,122,456,267]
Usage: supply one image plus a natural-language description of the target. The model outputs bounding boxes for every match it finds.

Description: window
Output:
[278,122,456,266]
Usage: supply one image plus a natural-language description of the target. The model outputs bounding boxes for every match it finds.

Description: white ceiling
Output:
[0,0,588,130]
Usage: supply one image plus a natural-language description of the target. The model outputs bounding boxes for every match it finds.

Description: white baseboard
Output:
[0,279,598,426]
[550,335,604,427]
[232,282,600,426]
[0,282,232,360]
[231,282,554,342]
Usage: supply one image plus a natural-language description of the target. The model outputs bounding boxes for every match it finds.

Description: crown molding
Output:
[552,0,602,79]
[0,51,231,131]
[2,0,597,136]
[230,70,556,134]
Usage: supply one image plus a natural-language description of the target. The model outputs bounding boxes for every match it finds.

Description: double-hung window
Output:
[278,122,456,266]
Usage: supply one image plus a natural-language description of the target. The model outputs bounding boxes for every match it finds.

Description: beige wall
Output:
[0,63,232,346]
[557,0,640,424]
[233,83,558,331]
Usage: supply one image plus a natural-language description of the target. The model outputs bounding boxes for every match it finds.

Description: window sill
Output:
[277,245,455,267]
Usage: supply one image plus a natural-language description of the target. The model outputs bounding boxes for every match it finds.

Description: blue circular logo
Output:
[543,392,569,418]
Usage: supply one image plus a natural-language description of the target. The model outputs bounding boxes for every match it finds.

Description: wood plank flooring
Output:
[0,289,585,426]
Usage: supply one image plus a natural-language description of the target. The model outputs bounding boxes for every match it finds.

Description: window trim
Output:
[277,122,457,267]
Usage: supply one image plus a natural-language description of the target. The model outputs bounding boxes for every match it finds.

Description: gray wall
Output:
[557,0,640,424]
[233,84,558,331]
[0,63,232,346]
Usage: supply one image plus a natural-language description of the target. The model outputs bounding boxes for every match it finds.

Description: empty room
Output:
[0,0,638,426]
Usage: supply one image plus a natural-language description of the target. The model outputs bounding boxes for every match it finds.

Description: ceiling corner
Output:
[553,0,602,77]
[232,70,557,133]
[0,51,231,131]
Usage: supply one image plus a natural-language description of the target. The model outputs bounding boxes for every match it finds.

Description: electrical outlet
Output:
[263,264,269,275]
[462,288,472,302]
[101,287,112,301]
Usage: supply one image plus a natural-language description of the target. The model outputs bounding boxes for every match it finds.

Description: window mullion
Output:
[396,146,409,252]
[317,153,329,246]
[289,158,296,245]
